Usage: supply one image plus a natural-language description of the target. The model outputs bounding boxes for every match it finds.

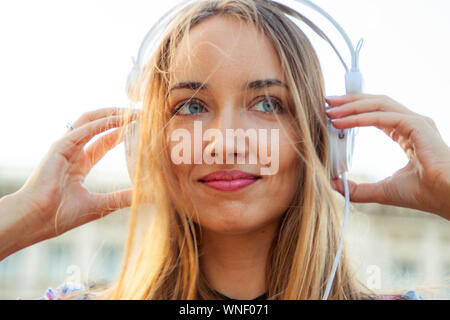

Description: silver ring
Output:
[66,122,75,131]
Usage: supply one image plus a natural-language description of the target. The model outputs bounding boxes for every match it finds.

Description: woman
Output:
[1,0,449,300]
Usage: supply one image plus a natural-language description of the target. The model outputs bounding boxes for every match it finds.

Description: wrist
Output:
[434,163,450,220]
[0,190,50,260]
[443,172,450,218]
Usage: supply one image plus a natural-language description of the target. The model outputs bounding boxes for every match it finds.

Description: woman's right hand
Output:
[4,107,138,253]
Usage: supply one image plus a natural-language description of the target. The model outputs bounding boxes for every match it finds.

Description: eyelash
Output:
[171,98,206,116]
[171,96,285,116]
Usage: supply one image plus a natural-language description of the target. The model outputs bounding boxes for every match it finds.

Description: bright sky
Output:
[1,0,449,185]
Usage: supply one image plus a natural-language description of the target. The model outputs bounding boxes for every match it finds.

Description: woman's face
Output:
[166,15,301,234]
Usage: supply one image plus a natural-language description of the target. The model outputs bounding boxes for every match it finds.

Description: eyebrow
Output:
[168,78,289,94]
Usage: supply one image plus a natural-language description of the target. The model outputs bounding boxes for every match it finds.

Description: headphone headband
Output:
[126,0,363,103]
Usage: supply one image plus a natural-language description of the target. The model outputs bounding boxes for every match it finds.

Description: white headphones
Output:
[123,0,363,300]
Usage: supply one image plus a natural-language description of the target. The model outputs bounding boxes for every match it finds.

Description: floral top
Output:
[372,289,423,300]
[16,282,93,300]
[18,282,423,300]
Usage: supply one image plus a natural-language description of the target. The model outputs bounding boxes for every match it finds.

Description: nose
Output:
[205,103,249,164]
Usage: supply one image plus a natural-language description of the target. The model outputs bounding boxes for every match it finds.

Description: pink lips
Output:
[198,170,262,191]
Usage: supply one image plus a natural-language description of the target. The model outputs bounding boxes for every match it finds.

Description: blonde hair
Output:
[94,0,373,299]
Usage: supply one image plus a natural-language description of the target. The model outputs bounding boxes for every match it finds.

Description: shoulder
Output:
[372,289,423,300]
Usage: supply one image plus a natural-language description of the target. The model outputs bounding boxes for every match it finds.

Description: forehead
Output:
[169,15,285,84]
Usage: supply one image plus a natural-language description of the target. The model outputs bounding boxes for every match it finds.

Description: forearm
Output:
[440,171,450,220]
[428,149,450,220]
[435,146,450,220]
[0,191,48,261]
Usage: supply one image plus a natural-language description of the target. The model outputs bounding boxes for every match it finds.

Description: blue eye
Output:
[252,98,283,113]
[173,100,207,116]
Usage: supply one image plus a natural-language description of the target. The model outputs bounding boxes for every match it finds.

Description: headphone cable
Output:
[322,171,350,300]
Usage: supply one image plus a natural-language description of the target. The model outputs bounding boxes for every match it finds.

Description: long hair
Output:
[95,0,373,299]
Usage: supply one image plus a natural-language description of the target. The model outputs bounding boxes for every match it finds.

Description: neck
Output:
[199,219,280,300]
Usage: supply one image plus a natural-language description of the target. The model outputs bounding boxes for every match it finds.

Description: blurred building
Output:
[0,167,449,299]
[347,200,449,299]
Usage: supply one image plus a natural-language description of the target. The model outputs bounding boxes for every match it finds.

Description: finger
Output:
[332,178,384,203]
[330,111,441,144]
[73,107,138,128]
[84,128,124,168]
[330,111,416,136]
[331,111,419,154]
[65,189,133,230]
[325,93,380,107]
[332,111,447,165]
[67,114,137,147]
[66,107,139,135]
[56,115,137,162]
[92,189,133,216]
[326,97,414,119]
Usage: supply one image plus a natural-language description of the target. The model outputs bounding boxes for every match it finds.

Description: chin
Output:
[196,206,280,235]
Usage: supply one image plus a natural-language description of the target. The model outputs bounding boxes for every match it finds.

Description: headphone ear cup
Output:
[124,119,139,184]
[326,104,356,179]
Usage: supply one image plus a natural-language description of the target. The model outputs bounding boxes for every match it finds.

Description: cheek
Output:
[167,141,192,181]
[265,117,301,176]
[166,127,194,194]
[272,125,302,198]
[166,122,194,165]
[279,130,300,171]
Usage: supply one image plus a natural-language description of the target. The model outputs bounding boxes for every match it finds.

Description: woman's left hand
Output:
[326,93,450,220]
